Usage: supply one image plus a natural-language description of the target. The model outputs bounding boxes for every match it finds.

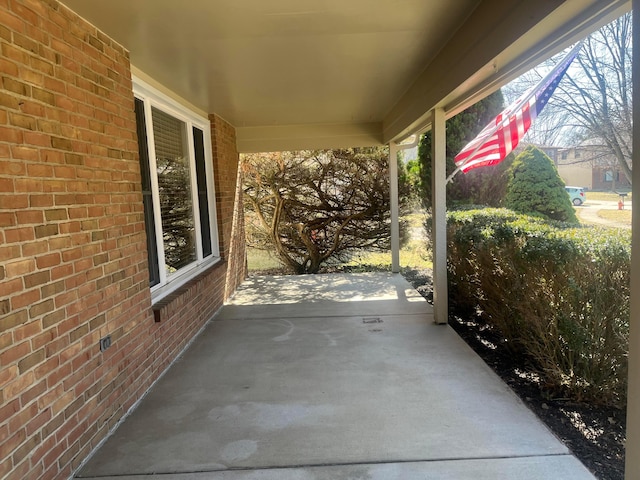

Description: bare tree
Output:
[506,14,632,183]
[243,148,403,274]
[556,13,632,183]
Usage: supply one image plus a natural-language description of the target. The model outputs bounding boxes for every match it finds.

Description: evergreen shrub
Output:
[447,208,630,406]
[505,146,578,223]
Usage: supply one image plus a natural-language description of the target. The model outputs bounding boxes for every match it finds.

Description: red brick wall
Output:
[592,166,632,191]
[0,2,245,479]
[212,114,240,261]
[210,114,246,297]
[225,164,247,298]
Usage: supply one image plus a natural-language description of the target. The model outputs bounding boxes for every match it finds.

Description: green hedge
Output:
[447,208,630,406]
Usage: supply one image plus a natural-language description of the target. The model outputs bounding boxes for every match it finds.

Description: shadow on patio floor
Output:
[76,273,594,480]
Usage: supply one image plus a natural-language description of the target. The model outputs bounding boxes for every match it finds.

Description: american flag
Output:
[453,42,583,175]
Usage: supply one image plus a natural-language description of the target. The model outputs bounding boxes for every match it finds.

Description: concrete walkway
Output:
[76,273,595,479]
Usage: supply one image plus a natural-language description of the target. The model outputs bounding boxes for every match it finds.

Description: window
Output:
[542,148,555,161]
[133,78,219,301]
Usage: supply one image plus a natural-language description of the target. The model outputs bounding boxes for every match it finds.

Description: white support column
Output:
[431,108,447,325]
[625,3,640,478]
[390,143,400,273]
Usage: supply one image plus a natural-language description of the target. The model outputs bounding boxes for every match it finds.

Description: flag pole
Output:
[446,164,464,184]
[446,40,584,184]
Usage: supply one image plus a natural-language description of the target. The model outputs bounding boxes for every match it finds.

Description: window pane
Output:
[135,99,160,286]
[152,107,196,274]
[193,127,212,257]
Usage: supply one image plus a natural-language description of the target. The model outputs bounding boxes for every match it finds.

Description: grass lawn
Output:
[247,248,282,272]
[586,191,632,202]
[597,209,632,223]
[344,212,431,270]
[246,211,432,273]
[342,238,432,271]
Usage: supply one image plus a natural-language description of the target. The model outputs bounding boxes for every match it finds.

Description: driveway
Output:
[76,273,595,479]
[576,200,632,229]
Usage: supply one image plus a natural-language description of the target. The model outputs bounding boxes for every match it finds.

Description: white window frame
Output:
[133,77,220,304]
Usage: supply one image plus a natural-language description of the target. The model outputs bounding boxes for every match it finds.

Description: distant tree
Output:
[506,13,632,183]
[561,14,632,183]
[505,146,578,223]
[417,89,507,209]
[243,147,406,274]
[404,157,423,209]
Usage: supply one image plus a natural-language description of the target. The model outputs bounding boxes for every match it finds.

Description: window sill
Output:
[150,256,222,317]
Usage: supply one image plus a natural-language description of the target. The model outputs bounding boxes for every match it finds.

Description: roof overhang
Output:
[386,0,631,143]
[61,0,630,152]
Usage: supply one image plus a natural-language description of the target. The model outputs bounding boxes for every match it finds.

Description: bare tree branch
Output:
[503,13,632,183]
[243,148,406,273]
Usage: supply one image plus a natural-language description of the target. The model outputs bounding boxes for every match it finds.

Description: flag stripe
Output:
[454,43,581,174]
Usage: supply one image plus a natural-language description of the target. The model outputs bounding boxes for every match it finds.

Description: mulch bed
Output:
[401,267,626,480]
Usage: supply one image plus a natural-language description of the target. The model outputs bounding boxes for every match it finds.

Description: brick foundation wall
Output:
[0,2,246,479]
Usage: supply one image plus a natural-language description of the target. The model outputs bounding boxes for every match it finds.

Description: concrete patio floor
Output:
[76,273,595,479]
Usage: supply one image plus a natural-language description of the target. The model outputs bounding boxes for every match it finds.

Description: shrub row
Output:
[447,208,630,406]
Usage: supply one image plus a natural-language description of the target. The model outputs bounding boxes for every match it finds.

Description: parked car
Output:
[565,186,586,206]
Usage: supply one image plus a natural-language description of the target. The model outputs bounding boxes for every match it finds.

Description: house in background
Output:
[512,144,593,187]
[2,1,640,480]
[557,146,632,191]
[555,147,595,189]
[521,144,632,191]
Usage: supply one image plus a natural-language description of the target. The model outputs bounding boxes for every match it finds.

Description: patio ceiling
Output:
[61,0,629,152]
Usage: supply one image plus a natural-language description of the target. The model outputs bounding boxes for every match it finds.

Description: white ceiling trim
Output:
[61,0,631,152]
[236,122,383,153]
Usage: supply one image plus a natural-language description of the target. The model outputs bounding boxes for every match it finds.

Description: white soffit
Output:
[60,0,630,151]
[59,0,476,150]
